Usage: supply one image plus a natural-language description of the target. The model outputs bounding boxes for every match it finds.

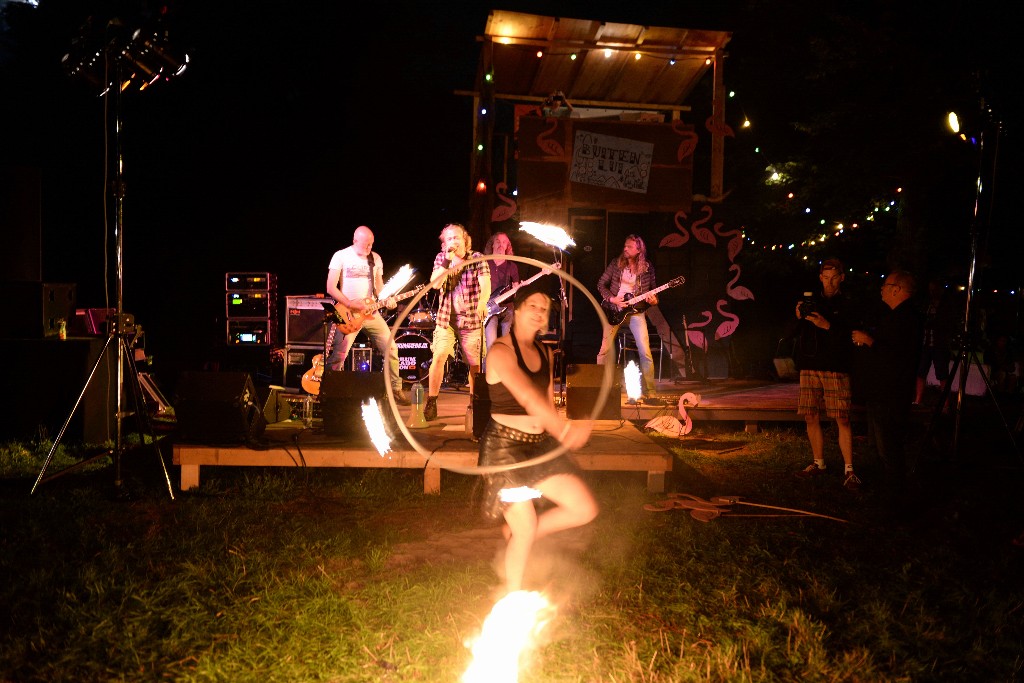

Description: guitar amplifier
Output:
[286,295,332,345]
[283,344,321,388]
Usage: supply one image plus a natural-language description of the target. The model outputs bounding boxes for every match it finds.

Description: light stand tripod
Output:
[32,48,175,498]
[927,116,1019,461]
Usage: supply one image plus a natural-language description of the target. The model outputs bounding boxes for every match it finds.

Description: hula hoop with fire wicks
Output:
[379,254,615,475]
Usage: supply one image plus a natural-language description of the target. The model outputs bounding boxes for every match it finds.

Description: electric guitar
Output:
[602,275,686,325]
[485,262,561,322]
[330,285,425,335]
[301,353,326,395]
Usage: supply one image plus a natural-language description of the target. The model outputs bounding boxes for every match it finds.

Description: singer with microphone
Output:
[422,223,490,421]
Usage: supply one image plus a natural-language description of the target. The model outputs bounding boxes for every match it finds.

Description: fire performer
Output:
[479,280,597,593]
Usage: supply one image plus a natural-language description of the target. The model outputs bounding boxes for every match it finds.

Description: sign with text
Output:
[569,130,653,194]
[517,116,694,221]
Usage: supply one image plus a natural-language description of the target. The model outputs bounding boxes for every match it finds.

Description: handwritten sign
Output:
[569,130,653,194]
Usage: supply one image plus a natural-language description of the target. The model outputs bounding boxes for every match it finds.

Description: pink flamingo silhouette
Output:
[536,119,564,156]
[704,116,736,138]
[671,120,699,161]
[659,209,691,248]
[690,205,716,246]
[713,222,744,263]
[685,310,713,351]
[491,182,517,223]
[714,299,740,340]
[725,264,755,301]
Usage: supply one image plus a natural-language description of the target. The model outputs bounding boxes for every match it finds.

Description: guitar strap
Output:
[325,321,337,359]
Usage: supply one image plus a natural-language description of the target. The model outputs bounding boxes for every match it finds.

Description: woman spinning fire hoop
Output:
[479,280,598,594]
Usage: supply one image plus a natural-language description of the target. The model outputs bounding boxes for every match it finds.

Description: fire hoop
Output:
[381,254,615,475]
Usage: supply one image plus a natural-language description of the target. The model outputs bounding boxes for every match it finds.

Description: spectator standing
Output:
[789,258,863,491]
[852,270,923,499]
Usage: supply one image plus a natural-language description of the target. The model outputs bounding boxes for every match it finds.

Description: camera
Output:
[798,292,817,319]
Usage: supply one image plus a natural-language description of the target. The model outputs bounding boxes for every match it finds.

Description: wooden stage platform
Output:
[171,378,817,495]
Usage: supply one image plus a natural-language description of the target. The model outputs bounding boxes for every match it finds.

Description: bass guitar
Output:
[330,285,425,335]
[485,262,561,322]
[602,275,686,325]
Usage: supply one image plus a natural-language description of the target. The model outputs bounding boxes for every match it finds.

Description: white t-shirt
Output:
[328,246,382,302]
[617,267,637,299]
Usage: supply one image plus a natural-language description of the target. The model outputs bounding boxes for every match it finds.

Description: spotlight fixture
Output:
[62,18,188,96]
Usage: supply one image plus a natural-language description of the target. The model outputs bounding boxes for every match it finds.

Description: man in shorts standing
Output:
[790,258,862,491]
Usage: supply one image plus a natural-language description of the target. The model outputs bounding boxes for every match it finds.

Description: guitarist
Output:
[483,231,520,355]
[595,234,666,406]
[324,225,411,405]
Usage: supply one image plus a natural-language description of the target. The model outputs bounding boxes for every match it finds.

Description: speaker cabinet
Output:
[0,281,77,339]
[319,370,385,438]
[565,363,621,420]
[0,337,115,443]
[175,371,266,443]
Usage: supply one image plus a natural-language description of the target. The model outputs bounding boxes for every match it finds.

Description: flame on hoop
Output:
[361,398,392,455]
[462,590,553,683]
[519,222,575,250]
[378,264,415,300]
[624,360,643,402]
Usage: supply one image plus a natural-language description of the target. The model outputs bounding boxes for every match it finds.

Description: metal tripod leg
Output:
[927,345,1020,462]
[30,334,175,498]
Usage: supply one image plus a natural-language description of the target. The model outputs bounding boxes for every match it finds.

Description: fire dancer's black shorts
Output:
[476,419,581,521]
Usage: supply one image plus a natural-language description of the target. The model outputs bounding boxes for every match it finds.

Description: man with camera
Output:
[789,258,862,492]
[541,90,574,118]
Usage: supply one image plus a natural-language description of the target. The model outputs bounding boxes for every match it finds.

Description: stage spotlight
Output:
[63,19,188,96]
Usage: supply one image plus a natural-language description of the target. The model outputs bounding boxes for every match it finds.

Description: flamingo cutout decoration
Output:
[713,222,744,263]
[705,116,735,138]
[491,182,517,223]
[725,264,755,301]
[671,120,699,162]
[536,119,564,157]
[659,209,691,248]
[685,310,713,351]
[714,299,740,340]
[690,205,716,246]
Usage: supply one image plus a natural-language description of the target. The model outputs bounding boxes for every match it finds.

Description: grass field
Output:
[2,402,1022,682]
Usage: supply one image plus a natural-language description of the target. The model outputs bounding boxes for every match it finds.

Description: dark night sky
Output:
[2,0,1021,386]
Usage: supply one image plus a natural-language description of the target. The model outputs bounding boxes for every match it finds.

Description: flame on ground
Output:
[462,590,553,683]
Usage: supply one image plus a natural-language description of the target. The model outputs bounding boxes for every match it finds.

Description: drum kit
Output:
[388,297,435,385]
[387,291,468,387]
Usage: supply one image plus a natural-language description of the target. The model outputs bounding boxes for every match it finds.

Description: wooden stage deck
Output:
[172,386,676,494]
[171,378,825,495]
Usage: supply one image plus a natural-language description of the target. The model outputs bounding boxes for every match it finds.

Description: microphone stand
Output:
[553,246,569,406]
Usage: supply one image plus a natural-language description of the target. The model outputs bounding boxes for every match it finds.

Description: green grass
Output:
[1,413,1023,682]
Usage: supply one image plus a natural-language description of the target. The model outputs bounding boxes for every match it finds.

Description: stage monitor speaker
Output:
[565,363,621,420]
[319,370,385,438]
[175,371,266,443]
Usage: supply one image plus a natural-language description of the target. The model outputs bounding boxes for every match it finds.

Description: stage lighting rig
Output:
[61,17,188,96]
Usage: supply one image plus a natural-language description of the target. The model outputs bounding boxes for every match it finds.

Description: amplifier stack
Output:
[225,272,277,346]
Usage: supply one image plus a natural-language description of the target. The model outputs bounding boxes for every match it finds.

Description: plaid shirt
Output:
[433,251,490,329]
[597,259,657,303]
